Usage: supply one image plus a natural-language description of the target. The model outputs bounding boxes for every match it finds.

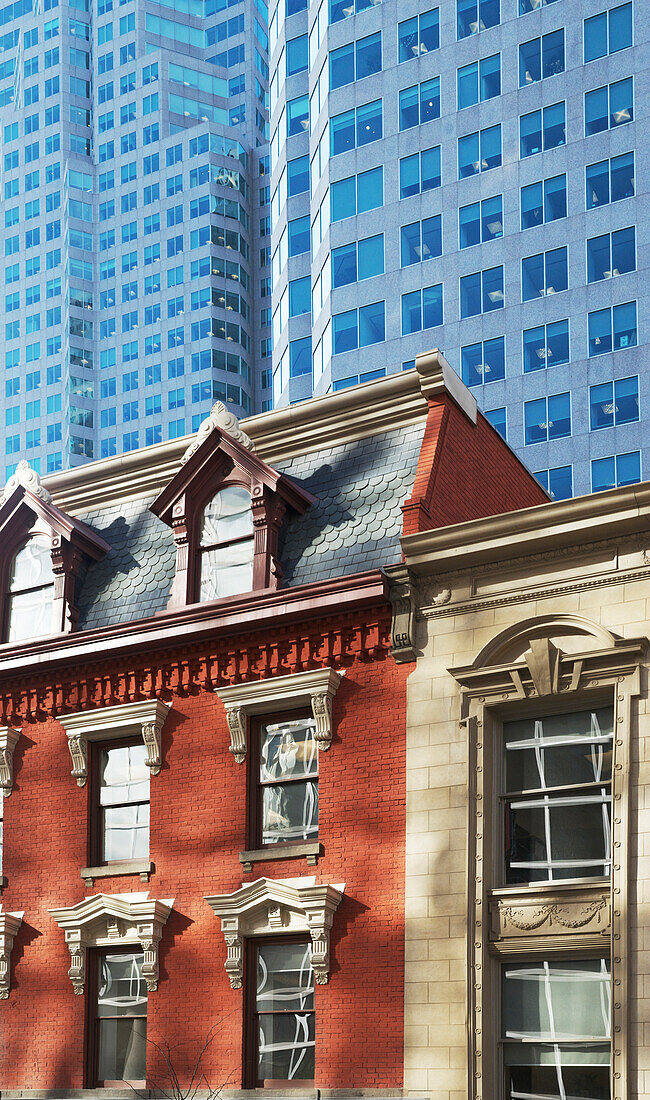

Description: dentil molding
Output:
[58,699,171,786]
[48,892,174,994]
[0,906,23,998]
[0,728,20,795]
[215,668,344,764]
[204,876,345,988]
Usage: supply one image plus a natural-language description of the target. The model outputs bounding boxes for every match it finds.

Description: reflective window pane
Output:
[399,153,419,198]
[613,300,637,349]
[7,536,55,643]
[401,290,422,335]
[503,958,611,1100]
[610,151,634,202]
[100,743,150,862]
[256,941,315,1083]
[332,242,357,287]
[586,159,610,208]
[504,708,613,882]
[201,487,253,545]
[422,283,443,328]
[97,952,147,1086]
[200,539,254,600]
[459,202,480,248]
[357,165,383,212]
[421,145,441,191]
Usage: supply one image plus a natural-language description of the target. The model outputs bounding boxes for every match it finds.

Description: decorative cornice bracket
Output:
[58,699,171,787]
[383,564,418,664]
[0,728,21,796]
[0,906,24,998]
[205,877,345,989]
[216,668,344,763]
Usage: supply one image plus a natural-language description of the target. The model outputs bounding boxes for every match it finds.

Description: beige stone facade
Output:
[399,484,650,1100]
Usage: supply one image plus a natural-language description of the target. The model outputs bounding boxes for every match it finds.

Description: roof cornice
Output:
[42,371,428,515]
[401,482,650,575]
[0,569,388,679]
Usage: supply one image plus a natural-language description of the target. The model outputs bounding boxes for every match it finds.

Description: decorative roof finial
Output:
[181,401,254,464]
[1,460,52,506]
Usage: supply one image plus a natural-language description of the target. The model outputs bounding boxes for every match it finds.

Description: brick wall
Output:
[402,395,548,535]
[0,631,407,1092]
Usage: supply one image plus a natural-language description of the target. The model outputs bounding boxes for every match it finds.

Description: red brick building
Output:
[0,353,545,1096]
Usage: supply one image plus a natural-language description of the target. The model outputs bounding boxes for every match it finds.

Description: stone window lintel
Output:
[216,667,344,764]
[58,698,171,787]
[48,892,174,994]
[204,876,345,989]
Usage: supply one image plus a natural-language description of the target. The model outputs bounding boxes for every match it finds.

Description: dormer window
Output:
[199,486,254,600]
[0,460,109,645]
[7,536,55,643]
[151,403,314,610]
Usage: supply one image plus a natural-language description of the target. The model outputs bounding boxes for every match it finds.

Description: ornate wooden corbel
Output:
[0,728,21,795]
[226,706,247,764]
[383,563,418,663]
[0,907,24,998]
[66,731,88,788]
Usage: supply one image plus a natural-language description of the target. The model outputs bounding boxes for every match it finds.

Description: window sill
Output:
[239,841,320,873]
[80,859,154,888]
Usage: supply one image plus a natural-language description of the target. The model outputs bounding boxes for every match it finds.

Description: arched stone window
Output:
[7,536,55,643]
[199,485,254,600]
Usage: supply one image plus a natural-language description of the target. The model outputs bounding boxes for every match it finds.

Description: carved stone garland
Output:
[0,906,23,998]
[450,632,644,1100]
[48,893,174,995]
[58,699,171,787]
[205,877,345,989]
[216,668,344,765]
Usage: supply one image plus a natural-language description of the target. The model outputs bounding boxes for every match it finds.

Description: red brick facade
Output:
[402,394,548,535]
[0,608,407,1092]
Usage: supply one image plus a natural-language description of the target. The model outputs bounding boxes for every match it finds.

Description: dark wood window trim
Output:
[244,935,315,1090]
[86,947,147,1089]
[88,735,150,871]
[247,711,318,855]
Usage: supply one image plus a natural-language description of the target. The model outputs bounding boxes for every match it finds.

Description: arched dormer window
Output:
[7,535,55,643]
[0,461,109,646]
[199,486,254,600]
[151,404,315,611]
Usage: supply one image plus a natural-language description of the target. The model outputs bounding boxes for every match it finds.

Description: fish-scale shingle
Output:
[72,420,424,630]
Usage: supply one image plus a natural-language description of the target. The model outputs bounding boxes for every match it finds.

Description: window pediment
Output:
[204,876,345,988]
[58,698,171,787]
[0,462,109,643]
[48,891,174,994]
[150,403,315,609]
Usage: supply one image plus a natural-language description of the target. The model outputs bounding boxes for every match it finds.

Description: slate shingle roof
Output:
[75,421,425,631]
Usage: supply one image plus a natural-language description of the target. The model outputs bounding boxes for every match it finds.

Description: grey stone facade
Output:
[270,0,648,499]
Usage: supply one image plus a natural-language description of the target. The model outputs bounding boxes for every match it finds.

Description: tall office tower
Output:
[0,0,271,475]
[270,0,646,498]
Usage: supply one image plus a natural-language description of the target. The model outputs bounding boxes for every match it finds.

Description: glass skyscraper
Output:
[270,0,646,498]
[0,0,271,475]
